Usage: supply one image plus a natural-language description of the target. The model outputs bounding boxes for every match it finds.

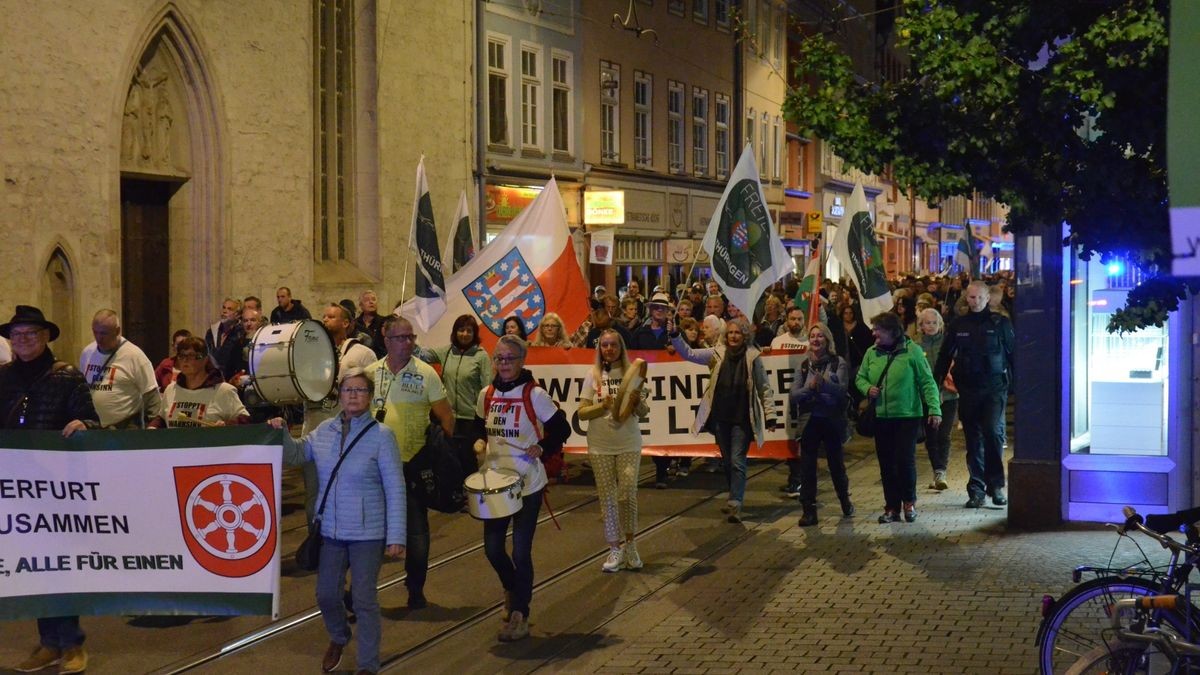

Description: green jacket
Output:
[418,344,492,421]
[856,338,942,419]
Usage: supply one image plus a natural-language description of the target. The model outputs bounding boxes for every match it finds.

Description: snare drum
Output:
[249,320,337,404]
[464,469,524,520]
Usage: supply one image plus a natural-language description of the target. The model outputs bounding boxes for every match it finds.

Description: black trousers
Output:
[797,416,850,506]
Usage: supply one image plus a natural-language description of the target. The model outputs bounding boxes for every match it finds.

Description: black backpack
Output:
[404,423,468,514]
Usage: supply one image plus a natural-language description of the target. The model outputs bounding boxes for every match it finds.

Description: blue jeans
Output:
[483,489,542,619]
[958,389,1007,497]
[711,422,751,503]
[874,418,920,511]
[38,616,84,650]
[316,538,384,672]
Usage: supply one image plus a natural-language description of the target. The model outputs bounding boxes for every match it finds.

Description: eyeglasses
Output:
[341,387,371,395]
[8,329,45,341]
[385,334,416,342]
[494,356,521,364]
[175,353,206,361]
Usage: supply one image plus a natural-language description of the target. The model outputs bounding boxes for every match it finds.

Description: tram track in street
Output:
[155,462,665,674]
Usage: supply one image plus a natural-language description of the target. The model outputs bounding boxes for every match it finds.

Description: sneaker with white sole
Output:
[623,542,643,570]
[15,646,60,673]
[933,470,949,490]
[499,610,529,641]
[601,546,623,573]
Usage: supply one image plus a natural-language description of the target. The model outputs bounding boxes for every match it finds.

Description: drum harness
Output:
[483,383,562,530]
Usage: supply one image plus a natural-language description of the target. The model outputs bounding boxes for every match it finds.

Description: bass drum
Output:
[249,320,337,404]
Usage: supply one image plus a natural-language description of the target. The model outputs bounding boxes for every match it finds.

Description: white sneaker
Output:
[623,542,643,570]
[602,546,623,573]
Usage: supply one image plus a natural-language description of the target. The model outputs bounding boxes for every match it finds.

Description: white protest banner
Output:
[520,348,813,459]
[0,426,282,621]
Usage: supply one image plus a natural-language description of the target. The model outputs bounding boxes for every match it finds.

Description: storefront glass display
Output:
[1069,254,1168,456]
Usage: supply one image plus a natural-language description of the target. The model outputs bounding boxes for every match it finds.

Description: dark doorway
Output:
[120,178,176,365]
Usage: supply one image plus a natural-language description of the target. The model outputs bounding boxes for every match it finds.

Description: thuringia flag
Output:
[399,177,590,347]
[701,144,795,317]
[831,182,892,325]
[403,156,447,333]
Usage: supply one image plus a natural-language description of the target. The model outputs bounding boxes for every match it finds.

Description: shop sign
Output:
[807,211,823,234]
[485,185,542,224]
[829,195,845,217]
[584,190,625,225]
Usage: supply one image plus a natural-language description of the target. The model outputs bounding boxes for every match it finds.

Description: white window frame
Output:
[520,43,543,150]
[772,116,782,181]
[634,71,653,168]
[773,7,785,66]
[715,93,729,178]
[693,0,708,24]
[745,107,755,161]
[759,112,769,178]
[668,80,685,174]
[486,34,512,147]
[692,87,708,176]
[668,0,685,17]
[551,50,573,156]
[600,60,620,163]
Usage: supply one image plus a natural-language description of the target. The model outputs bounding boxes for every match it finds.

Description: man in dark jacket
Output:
[0,305,99,674]
[270,286,312,324]
[629,293,675,487]
[933,280,1015,508]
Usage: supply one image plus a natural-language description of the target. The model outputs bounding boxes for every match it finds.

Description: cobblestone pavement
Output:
[550,437,1149,675]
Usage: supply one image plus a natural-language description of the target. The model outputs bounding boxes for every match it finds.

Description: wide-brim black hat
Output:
[0,305,60,341]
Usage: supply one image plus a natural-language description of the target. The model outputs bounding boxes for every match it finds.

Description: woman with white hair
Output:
[916,308,958,490]
[670,316,777,523]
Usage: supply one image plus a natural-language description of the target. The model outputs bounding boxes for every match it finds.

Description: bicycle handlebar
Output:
[1120,506,1200,556]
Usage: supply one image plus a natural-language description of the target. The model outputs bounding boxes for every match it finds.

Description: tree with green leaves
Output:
[784,0,1172,332]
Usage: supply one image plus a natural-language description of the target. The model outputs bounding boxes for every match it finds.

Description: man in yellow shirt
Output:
[368,315,454,609]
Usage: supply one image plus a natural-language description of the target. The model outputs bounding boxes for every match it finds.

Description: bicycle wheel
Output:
[1039,577,1190,674]
[1063,642,1163,675]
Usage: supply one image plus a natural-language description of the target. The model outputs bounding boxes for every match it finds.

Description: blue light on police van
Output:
[1107,261,1124,276]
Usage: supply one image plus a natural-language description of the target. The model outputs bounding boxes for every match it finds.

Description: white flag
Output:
[445,189,477,275]
[403,156,446,333]
[701,144,794,316]
[830,182,892,324]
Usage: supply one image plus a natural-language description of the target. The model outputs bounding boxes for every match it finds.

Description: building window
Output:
[668,0,685,16]
[715,93,729,178]
[315,0,355,262]
[772,116,782,180]
[745,107,755,162]
[634,71,652,168]
[692,88,708,176]
[551,52,572,155]
[486,37,510,147]
[693,0,708,23]
[773,7,784,65]
[745,0,757,40]
[759,112,769,178]
[520,45,541,149]
[715,0,730,29]
[668,80,685,173]
[600,61,620,163]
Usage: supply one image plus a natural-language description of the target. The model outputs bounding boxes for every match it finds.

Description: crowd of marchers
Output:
[0,268,1013,674]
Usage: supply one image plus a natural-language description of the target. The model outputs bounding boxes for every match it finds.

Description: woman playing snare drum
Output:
[471,335,571,642]
[578,330,647,573]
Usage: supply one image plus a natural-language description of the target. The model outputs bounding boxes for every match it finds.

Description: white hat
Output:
[647,292,674,308]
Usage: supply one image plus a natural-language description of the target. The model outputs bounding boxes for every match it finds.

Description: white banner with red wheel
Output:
[521,347,811,458]
[0,426,282,621]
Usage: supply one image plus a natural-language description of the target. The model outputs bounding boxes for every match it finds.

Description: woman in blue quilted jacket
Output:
[270,367,405,675]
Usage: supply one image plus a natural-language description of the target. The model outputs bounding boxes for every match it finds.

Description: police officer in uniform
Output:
[933,280,1014,508]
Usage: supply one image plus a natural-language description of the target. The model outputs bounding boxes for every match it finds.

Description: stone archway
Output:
[40,246,78,362]
[116,4,225,351]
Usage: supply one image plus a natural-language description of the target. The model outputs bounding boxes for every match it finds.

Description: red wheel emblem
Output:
[184,474,272,560]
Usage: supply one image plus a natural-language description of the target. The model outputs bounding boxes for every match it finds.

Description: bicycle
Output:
[1038,506,1200,674]
[1065,594,1200,674]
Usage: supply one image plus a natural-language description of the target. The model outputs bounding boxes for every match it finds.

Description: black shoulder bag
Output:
[856,352,897,438]
[295,420,378,571]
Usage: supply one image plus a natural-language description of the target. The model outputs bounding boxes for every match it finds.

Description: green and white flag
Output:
[1170,0,1200,275]
[831,182,891,324]
[404,156,446,333]
[446,189,476,274]
[701,144,794,316]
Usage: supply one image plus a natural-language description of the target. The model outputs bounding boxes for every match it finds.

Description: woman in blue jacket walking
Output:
[270,367,406,675]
